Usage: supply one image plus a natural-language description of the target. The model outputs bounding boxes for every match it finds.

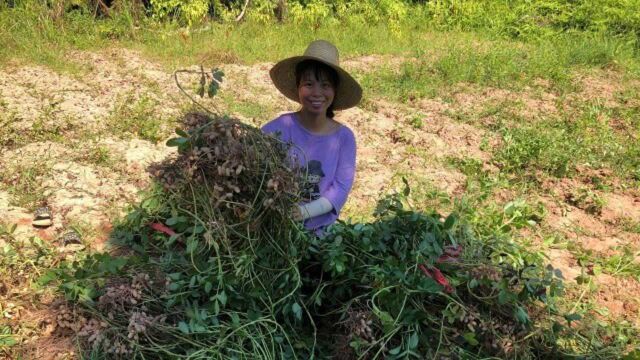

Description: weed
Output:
[564,187,606,215]
[619,217,640,234]
[81,145,112,167]
[574,245,640,280]
[0,160,52,209]
[219,92,274,123]
[495,124,575,178]
[107,95,169,143]
[408,115,424,129]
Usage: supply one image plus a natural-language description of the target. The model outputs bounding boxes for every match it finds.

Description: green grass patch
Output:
[106,95,172,143]
[493,102,640,181]
[362,33,639,102]
[219,92,275,123]
[0,160,52,209]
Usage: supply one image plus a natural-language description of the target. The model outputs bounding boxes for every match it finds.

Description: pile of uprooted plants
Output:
[44,112,620,359]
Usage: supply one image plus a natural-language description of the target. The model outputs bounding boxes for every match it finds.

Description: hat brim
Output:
[270,56,362,111]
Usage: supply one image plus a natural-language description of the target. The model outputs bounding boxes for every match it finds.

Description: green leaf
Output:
[292,302,302,321]
[230,312,240,328]
[186,238,197,254]
[204,282,212,294]
[166,216,186,226]
[37,270,58,286]
[408,332,419,349]
[217,291,227,306]
[418,277,442,293]
[166,137,189,148]
[564,313,582,323]
[463,332,479,346]
[178,321,190,334]
[377,311,395,334]
[389,346,401,355]
[168,283,180,291]
[207,81,219,98]
[444,213,457,230]
[514,306,530,324]
[212,68,224,82]
[247,309,261,321]
[0,334,17,347]
[175,128,189,137]
[213,300,220,315]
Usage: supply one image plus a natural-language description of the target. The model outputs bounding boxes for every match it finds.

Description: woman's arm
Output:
[320,129,357,216]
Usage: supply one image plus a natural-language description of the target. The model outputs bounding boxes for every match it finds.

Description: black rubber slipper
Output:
[33,206,53,228]
[60,231,85,252]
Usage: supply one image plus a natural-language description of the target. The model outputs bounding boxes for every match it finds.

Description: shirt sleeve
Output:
[261,118,280,135]
[322,128,356,215]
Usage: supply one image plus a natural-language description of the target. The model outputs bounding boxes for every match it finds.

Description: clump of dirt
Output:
[593,274,640,325]
[601,193,640,224]
[546,249,581,282]
[574,70,623,108]
[0,65,108,132]
[451,84,559,121]
[100,138,176,185]
[342,54,408,73]
[42,161,140,228]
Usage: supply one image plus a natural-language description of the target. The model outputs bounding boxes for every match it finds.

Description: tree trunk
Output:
[275,0,287,23]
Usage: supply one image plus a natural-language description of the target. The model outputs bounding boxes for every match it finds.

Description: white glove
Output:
[298,197,333,221]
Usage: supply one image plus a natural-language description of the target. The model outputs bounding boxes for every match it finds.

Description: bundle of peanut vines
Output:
[51,111,315,358]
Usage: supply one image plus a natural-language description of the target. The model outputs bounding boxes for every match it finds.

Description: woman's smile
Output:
[298,74,335,116]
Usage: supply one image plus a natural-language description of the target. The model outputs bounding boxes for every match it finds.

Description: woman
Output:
[262,40,362,236]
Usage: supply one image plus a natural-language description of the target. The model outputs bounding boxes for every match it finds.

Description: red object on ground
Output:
[150,222,177,236]
[437,244,462,264]
[419,264,454,293]
[419,244,462,293]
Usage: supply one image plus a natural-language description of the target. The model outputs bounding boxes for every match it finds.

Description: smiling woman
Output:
[262,40,362,236]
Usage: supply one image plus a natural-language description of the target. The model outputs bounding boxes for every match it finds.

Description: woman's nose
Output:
[311,83,323,95]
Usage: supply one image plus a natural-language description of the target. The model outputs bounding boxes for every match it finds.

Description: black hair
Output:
[295,60,340,118]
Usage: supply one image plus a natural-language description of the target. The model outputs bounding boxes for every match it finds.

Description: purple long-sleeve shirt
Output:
[262,112,357,233]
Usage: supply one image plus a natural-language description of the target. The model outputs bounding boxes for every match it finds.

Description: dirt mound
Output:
[594,274,640,324]
[342,54,408,73]
[452,84,559,121]
[0,65,107,131]
[574,70,623,108]
[100,138,176,184]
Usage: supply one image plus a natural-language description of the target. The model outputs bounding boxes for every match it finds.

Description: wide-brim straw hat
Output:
[270,40,362,111]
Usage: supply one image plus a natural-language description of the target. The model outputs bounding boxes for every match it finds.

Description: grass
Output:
[492,101,640,182]
[106,94,172,143]
[219,91,277,123]
[0,160,52,209]
[361,33,640,103]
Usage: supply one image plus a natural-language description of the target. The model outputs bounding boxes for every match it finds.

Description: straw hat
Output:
[270,40,362,110]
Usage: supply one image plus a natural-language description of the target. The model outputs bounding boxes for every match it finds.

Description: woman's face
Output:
[297,70,335,117]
